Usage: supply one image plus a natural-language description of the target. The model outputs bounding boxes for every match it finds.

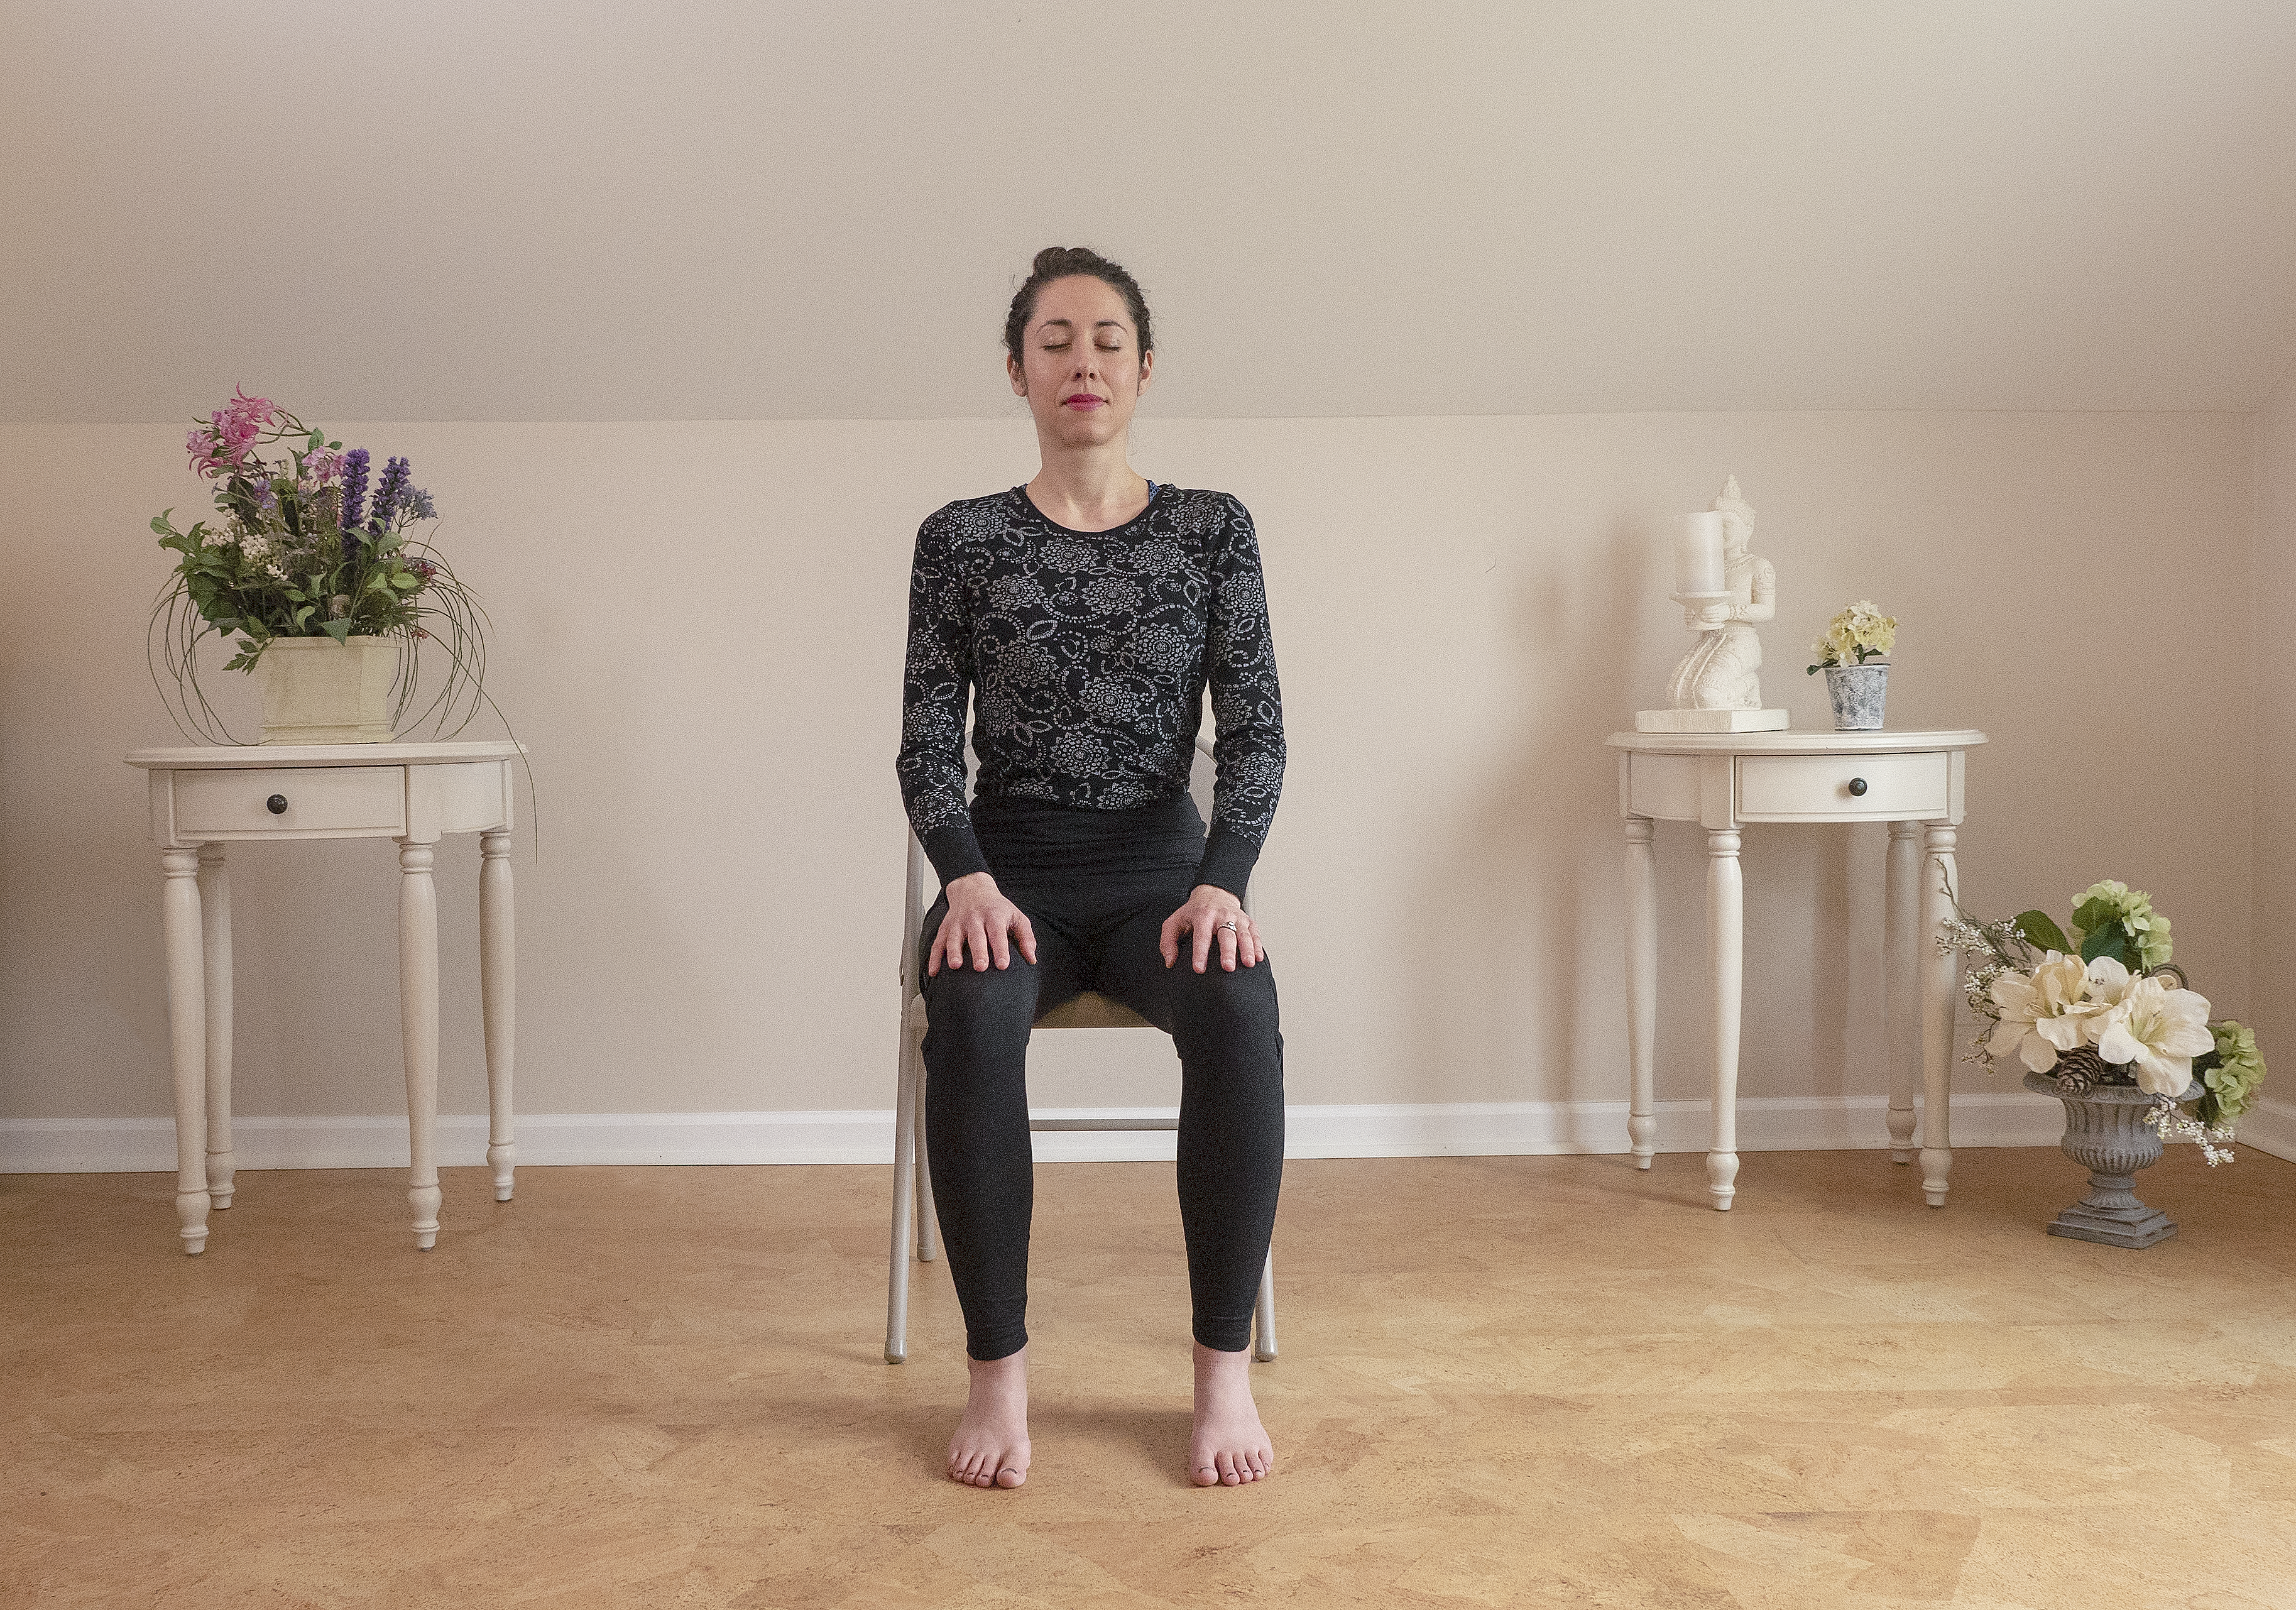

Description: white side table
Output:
[1607,728,1986,1210]
[126,741,522,1253]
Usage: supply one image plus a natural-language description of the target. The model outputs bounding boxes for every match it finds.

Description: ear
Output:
[1135,349,1153,395]
[1008,353,1027,397]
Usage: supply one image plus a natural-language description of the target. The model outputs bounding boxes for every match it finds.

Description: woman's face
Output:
[1007,274,1154,448]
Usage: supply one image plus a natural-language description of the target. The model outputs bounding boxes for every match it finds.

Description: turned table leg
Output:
[161,847,211,1253]
[1624,816,1658,1168]
[197,845,236,1210]
[1920,823,1959,1207]
[479,829,517,1202]
[1706,828,1743,1210]
[400,840,442,1248]
[1884,822,1921,1165]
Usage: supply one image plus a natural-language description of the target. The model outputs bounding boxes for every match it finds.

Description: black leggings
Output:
[918,794,1284,1360]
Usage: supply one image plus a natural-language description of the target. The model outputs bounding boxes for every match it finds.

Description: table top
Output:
[1608,728,1986,755]
[127,740,525,770]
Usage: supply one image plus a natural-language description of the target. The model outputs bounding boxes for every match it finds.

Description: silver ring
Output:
[1219,920,1238,931]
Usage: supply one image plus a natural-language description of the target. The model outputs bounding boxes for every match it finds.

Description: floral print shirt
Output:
[897,484,1286,896]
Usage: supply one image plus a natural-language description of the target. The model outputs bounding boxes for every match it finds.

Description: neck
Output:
[1028,437,1147,527]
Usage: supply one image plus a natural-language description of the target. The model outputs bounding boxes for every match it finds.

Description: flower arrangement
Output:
[1938,877,2267,1163]
[148,388,493,741]
[1806,600,1896,674]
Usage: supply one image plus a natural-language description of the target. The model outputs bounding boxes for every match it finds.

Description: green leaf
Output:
[151,512,175,534]
[319,618,353,643]
[2013,910,2072,953]
[390,571,420,589]
[2080,925,2133,968]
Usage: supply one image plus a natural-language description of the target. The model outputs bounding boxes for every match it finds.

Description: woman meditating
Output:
[896,246,1287,1490]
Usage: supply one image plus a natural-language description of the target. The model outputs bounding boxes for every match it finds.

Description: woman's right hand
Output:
[929,872,1039,975]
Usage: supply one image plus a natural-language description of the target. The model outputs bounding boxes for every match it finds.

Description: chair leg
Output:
[1252,1249,1277,1362]
[915,1043,939,1262]
[886,1024,921,1364]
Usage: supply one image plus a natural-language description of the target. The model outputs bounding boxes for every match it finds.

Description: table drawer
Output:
[1735,752,1949,819]
[172,766,406,836]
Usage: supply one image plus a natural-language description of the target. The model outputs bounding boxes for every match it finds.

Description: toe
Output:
[1192,1462,1220,1487]
[997,1464,1025,1488]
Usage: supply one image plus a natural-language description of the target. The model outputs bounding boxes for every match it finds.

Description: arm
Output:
[1732,556,1776,623]
[1194,495,1287,898]
[895,508,990,886]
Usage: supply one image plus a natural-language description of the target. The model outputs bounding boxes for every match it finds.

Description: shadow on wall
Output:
[1394,508,1876,1127]
[1399,513,1646,1124]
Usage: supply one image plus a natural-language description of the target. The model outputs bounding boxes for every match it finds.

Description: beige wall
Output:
[2251,373,2296,1063]
[0,409,2257,1128]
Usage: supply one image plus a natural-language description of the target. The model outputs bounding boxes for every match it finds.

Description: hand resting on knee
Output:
[928,872,1039,975]
[1160,884,1263,973]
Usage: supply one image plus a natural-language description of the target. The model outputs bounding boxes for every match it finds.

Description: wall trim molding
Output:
[16,1090,2288,1173]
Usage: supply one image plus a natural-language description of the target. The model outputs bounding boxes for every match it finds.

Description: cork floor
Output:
[6,1146,2295,1609]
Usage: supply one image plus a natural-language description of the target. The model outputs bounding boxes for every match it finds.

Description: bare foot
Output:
[1189,1341,1273,1487]
[948,1347,1030,1489]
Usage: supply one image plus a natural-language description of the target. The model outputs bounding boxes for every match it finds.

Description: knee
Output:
[922,956,1039,1049]
[1166,955,1279,1035]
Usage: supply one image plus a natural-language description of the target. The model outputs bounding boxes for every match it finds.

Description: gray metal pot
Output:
[1824,662,1889,730]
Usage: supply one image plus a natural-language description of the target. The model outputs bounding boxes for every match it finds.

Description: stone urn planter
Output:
[2023,1064,2199,1247]
[258,635,400,744]
[1823,662,1889,730]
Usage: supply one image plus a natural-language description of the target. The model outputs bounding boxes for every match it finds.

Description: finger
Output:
[1220,924,1239,972]
[1160,914,1180,968]
[990,913,1011,970]
[1015,912,1038,965]
[1240,923,1260,968]
[1193,912,1213,973]
[968,915,991,971]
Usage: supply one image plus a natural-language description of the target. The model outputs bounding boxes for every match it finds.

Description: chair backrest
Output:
[900,727,1242,1017]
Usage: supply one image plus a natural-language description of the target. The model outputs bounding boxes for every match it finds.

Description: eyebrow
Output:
[1037,319,1129,332]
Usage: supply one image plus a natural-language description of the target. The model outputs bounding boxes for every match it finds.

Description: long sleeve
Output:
[896,508,990,885]
[1194,496,1287,897]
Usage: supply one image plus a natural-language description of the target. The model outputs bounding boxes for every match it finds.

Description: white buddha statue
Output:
[1665,476,1776,712]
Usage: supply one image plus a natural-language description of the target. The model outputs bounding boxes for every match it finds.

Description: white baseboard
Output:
[19,1089,2276,1174]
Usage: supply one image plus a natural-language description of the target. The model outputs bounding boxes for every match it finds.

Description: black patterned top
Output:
[897,483,1286,896]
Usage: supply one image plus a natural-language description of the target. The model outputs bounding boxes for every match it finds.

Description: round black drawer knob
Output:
[266,794,289,814]
[1847,777,1869,797]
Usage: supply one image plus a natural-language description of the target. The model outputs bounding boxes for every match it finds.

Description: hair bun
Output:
[1034,246,1102,275]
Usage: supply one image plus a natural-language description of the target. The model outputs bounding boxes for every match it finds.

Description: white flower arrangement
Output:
[1807,599,1896,674]
[1938,877,2265,1166]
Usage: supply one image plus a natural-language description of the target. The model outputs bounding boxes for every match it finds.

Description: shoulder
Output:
[915,490,1021,550]
[1154,486,1257,542]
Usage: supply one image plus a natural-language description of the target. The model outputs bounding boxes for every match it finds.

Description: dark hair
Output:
[1003,246,1154,368]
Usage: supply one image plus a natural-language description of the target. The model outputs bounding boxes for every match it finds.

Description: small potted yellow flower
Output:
[1806,600,1895,729]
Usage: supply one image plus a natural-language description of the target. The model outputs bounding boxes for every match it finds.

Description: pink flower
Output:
[187,387,280,478]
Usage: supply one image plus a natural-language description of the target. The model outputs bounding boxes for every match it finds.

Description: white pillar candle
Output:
[1676,512,1725,596]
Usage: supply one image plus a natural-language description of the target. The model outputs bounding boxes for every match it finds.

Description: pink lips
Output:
[1063,395,1105,410]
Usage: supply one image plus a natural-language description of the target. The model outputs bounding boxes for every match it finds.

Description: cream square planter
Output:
[258,636,400,743]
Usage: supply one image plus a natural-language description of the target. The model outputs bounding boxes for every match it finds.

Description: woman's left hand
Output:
[1161,884,1262,973]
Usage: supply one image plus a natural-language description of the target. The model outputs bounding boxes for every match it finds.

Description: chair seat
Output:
[907,989,1152,1032]
[1036,991,1152,1031]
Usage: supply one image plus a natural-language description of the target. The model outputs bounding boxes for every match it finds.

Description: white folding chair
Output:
[885,730,1277,1364]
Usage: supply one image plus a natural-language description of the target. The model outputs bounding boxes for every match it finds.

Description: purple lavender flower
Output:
[339,449,371,529]
[338,447,371,559]
[405,487,437,521]
[371,455,411,530]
